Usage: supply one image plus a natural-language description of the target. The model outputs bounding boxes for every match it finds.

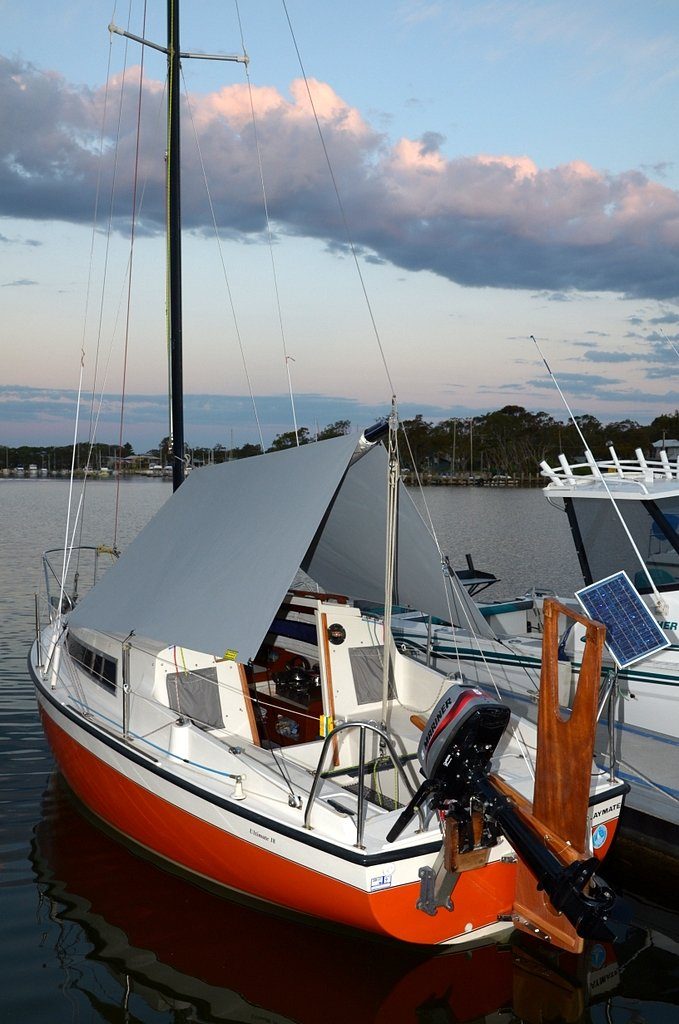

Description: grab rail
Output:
[304,720,423,849]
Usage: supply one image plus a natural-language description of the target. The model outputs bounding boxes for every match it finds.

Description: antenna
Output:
[659,327,679,362]
[530,334,668,614]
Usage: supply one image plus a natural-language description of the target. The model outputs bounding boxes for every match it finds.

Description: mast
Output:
[109,14,248,494]
[167,0,184,492]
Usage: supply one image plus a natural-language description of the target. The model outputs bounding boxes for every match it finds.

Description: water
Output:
[411,485,584,598]
[2,479,679,1022]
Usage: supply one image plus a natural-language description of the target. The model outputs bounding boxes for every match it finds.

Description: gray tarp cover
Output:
[69,433,492,661]
[302,444,494,640]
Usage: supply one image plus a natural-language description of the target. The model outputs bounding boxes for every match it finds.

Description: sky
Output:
[2,0,679,451]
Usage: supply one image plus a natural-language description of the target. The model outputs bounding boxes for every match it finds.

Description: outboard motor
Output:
[418,685,510,801]
[388,685,618,942]
[387,685,509,848]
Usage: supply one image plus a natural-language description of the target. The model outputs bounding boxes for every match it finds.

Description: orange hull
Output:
[40,703,516,944]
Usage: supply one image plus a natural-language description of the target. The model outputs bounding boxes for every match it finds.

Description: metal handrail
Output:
[304,720,423,849]
[42,544,117,614]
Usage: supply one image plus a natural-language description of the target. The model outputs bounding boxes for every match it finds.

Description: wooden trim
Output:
[319,612,339,766]
[290,589,349,604]
[238,664,261,746]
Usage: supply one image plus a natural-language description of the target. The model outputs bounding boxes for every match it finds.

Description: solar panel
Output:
[575,571,670,669]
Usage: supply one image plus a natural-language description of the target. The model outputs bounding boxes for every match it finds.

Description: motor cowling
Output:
[387,685,510,843]
[417,685,510,803]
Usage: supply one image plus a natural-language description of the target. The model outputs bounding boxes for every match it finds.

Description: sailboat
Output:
[29,4,627,953]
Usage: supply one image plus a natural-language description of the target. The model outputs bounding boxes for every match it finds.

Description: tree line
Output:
[3,408,678,476]
[397,407,679,478]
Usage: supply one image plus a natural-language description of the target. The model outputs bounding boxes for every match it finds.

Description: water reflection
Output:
[31,776,669,1024]
[10,484,679,1023]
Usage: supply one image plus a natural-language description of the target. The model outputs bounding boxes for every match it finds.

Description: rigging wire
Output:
[395,422,538,768]
[84,0,131,455]
[80,20,116,449]
[276,1,473,690]
[115,1,150,539]
[280,0,396,399]
[86,7,138,551]
[67,0,159,560]
[105,1,140,548]
[235,0,300,444]
[180,63,265,453]
[57,353,87,632]
[61,1,132,602]
[275,4,491,687]
[70,1,130,566]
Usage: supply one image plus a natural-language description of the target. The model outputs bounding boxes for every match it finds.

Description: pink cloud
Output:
[2,53,679,298]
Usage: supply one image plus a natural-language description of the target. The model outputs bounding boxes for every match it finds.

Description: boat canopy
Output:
[69,433,492,661]
[302,442,494,639]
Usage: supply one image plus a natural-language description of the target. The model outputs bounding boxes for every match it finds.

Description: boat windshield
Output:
[568,496,679,593]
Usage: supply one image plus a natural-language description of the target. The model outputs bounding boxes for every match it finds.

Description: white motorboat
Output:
[391,447,679,857]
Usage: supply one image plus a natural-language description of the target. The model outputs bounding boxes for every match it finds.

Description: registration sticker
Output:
[370,868,394,892]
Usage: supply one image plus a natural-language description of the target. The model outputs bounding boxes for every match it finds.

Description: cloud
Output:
[0,232,41,246]
[2,277,38,286]
[650,311,679,324]
[0,384,457,449]
[527,371,621,395]
[524,367,679,411]
[581,349,640,363]
[571,331,679,372]
[645,367,679,381]
[531,290,577,303]
[397,2,445,27]
[2,54,679,299]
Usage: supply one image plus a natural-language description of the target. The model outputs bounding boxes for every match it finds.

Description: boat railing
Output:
[41,545,118,618]
[540,445,679,489]
[304,720,423,849]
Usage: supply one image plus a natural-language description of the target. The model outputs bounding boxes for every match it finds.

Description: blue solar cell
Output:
[575,571,670,669]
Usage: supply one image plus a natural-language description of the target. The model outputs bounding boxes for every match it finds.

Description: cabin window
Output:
[67,635,117,694]
[570,497,679,592]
